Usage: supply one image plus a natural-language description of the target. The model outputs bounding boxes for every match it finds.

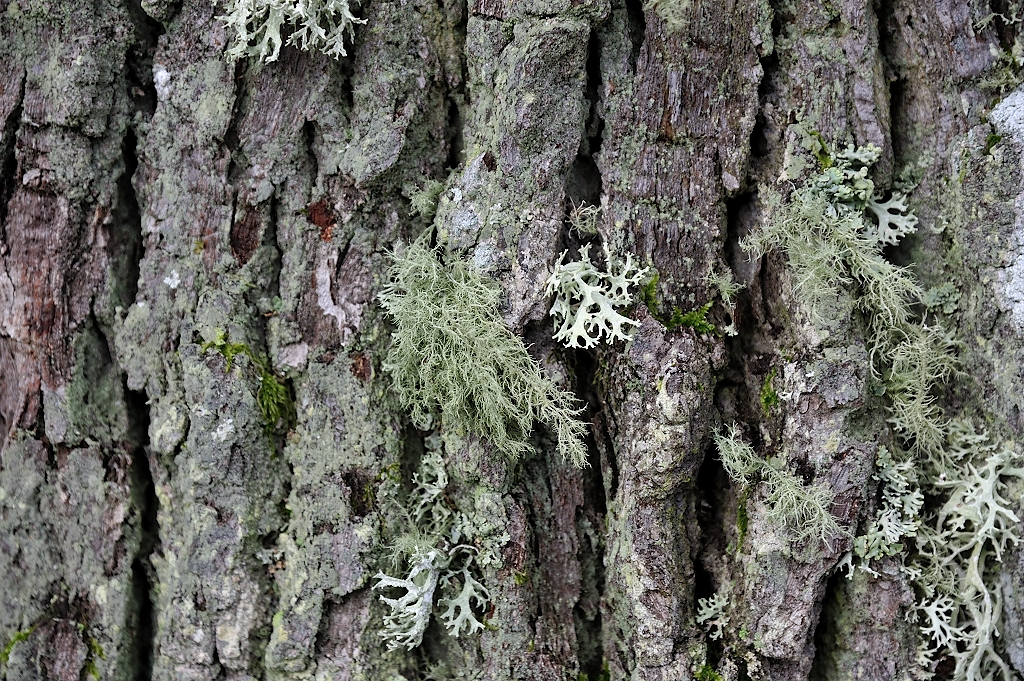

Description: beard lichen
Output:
[379,240,588,467]
[744,137,1023,681]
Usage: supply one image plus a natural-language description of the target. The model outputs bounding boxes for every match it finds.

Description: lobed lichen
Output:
[220,0,365,63]
[545,243,648,349]
[373,436,497,651]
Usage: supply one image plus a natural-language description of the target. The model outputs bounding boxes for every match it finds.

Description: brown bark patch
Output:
[307,200,336,242]
[230,209,262,265]
[349,351,371,383]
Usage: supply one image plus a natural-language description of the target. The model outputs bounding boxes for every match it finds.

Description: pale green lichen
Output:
[643,0,690,32]
[715,425,845,545]
[379,240,588,466]
[545,244,648,349]
[706,268,745,308]
[220,0,365,63]
[752,137,1024,680]
[696,593,729,640]
[373,436,494,650]
[567,200,601,235]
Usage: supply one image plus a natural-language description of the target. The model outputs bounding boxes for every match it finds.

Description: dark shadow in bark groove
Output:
[130,440,158,681]
[569,347,607,679]
[0,79,24,247]
[624,0,646,73]
[124,0,164,118]
[806,568,844,681]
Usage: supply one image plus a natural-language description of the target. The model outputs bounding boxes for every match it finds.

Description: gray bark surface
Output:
[1,0,1023,680]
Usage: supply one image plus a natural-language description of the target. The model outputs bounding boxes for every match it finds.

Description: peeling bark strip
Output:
[3,0,1024,680]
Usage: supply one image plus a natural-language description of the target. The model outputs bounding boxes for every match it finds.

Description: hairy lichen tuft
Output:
[380,241,588,466]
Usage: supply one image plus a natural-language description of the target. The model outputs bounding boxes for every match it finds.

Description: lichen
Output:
[545,243,648,349]
[751,136,1024,680]
[715,425,845,545]
[373,436,496,650]
[221,0,366,63]
[696,593,730,640]
[379,240,588,466]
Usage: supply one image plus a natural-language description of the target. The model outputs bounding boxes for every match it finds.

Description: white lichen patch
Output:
[545,244,648,349]
[212,418,235,443]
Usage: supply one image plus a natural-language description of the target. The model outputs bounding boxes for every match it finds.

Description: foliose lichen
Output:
[545,243,648,349]
[220,0,365,63]
[749,136,1024,680]
[373,436,498,650]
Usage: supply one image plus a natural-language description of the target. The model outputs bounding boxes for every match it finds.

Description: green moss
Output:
[695,664,724,681]
[201,330,295,433]
[668,302,716,334]
[1,625,36,666]
[735,487,750,552]
[760,367,780,413]
[640,271,661,312]
[83,636,104,680]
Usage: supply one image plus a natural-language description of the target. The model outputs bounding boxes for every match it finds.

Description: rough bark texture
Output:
[1,0,1024,680]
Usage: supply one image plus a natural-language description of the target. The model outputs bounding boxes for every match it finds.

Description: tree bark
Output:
[1,0,1023,680]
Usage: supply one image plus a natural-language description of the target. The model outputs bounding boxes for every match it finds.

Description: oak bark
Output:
[2,0,1024,680]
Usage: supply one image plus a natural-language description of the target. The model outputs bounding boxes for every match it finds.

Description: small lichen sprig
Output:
[545,243,649,349]
[849,447,923,574]
[643,0,690,32]
[907,424,1024,681]
[221,0,365,63]
[373,437,495,650]
[696,593,730,640]
[379,240,588,467]
[715,425,846,546]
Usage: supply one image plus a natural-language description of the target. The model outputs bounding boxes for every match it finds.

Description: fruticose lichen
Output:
[715,425,845,545]
[748,136,1024,680]
[220,0,365,63]
[379,240,588,467]
[373,436,497,650]
[545,244,648,349]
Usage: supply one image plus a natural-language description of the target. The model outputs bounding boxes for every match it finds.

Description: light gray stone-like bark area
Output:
[1,0,1023,680]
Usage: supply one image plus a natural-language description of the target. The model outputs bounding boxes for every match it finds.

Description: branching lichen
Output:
[715,425,845,545]
[545,244,648,349]
[380,240,588,466]
[221,0,365,63]
[696,593,730,640]
[752,136,1023,680]
[373,436,498,650]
